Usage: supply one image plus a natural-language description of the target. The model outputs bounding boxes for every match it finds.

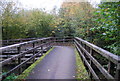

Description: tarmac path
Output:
[27,46,76,80]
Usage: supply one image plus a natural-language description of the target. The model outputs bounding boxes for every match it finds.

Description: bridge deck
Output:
[1,37,119,80]
[27,46,76,79]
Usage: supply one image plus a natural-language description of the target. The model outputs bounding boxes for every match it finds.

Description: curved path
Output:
[27,46,76,79]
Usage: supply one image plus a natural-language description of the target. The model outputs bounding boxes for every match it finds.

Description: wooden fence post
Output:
[50,38,52,48]
[89,48,93,79]
[17,46,22,74]
[33,43,35,62]
[54,37,56,46]
[115,63,120,81]
[7,40,9,46]
[108,61,115,75]
[41,40,43,55]
[63,37,65,43]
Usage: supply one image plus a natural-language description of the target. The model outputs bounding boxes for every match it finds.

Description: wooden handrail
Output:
[74,37,120,80]
[74,42,100,80]
[75,39,114,79]
[75,37,119,64]
[1,38,38,46]
[1,38,37,41]
[0,37,73,80]
[0,42,52,66]
[1,47,50,79]
[0,37,53,80]
[1,37,119,80]
[0,37,52,51]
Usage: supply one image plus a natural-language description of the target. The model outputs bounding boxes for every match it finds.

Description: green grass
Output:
[16,47,54,80]
[3,73,18,81]
[75,49,90,80]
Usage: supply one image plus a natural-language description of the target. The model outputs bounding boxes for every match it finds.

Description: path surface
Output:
[27,46,76,79]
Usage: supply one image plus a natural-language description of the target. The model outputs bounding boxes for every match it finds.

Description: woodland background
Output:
[0,1,120,55]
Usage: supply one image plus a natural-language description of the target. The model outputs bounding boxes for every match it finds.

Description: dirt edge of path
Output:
[75,49,90,80]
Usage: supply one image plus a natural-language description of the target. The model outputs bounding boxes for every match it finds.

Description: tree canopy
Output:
[1,1,119,55]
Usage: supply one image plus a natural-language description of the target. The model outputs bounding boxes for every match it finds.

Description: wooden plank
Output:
[0,37,52,51]
[1,46,51,79]
[108,61,115,75]
[0,42,52,66]
[115,63,120,80]
[33,43,35,62]
[17,46,22,74]
[1,38,40,46]
[75,39,114,79]
[74,42,100,80]
[75,37,119,64]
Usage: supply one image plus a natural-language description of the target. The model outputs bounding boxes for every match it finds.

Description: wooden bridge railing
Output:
[1,38,38,46]
[53,37,73,46]
[0,37,119,80]
[74,37,120,81]
[0,37,73,80]
[0,37,54,80]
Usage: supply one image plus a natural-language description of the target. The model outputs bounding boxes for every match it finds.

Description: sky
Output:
[11,0,101,11]
[18,0,64,11]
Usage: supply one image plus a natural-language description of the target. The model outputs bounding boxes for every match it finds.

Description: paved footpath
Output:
[27,46,76,79]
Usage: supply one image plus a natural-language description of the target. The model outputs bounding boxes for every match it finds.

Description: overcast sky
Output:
[18,0,63,11]
[11,0,101,11]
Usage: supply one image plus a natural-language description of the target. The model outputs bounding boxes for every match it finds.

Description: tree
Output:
[90,2,120,55]
[1,0,55,39]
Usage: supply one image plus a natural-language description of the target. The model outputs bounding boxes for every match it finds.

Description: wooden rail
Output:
[0,37,73,80]
[1,38,38,46]
[74,37,120,81]
[0,37,53,80]
[1,37,119,81]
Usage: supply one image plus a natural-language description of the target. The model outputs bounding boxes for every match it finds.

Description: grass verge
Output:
[16,47,54,79]
[75,49,90,80]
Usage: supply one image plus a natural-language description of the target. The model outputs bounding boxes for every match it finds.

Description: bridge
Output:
[0,37,120,81]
